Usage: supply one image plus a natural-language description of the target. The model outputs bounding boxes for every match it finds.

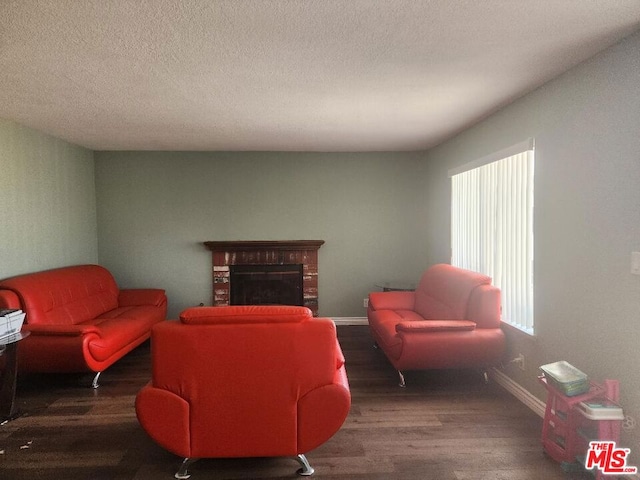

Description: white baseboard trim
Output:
[490,367,546,418]
[331,317,368,326]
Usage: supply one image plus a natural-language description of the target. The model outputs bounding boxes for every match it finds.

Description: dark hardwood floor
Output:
[1,325,589,479]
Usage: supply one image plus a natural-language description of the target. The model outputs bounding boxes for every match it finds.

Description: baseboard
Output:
[490,367,546,418]
[331,317,368,326]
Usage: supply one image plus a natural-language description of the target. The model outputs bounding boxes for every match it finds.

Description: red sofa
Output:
[135,305,351,478]
[367,263,506,386]
[0,264,167,387]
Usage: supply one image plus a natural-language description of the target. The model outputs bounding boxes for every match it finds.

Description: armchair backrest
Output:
[149,305,344,458]
[414,264,500,328]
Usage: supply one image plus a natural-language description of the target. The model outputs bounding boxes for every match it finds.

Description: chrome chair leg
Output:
[175,457,199,479]
[482,370,489,384]
[91,371,101,389]
[295,453,315,476]
[398,370,406,388]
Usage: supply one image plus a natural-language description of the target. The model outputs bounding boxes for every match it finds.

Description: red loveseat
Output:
[367,263,506,386]
[0,264,167,387]
[135,305,351,478]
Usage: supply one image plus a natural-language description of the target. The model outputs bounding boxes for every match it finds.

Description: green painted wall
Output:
[94,151,428,318]
[0,119,97,278]
[422,31,640,454]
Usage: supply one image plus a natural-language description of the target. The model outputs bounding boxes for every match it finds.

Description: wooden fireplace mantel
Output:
[204,240,324,252]
[203,240,324,315]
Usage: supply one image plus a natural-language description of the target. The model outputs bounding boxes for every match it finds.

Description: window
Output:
[450,139,535,334]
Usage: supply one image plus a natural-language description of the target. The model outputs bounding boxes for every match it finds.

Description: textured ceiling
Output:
[1,1,639,152]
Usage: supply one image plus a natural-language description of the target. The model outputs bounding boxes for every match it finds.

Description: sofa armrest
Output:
[396,320,476,333]
[118,289,167,307]
[368,291,415,311]
[25,324,102,337]
[467,284,502,329]
[0,289,21,309]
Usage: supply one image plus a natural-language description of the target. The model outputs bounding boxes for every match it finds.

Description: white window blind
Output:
[450,140,535,334]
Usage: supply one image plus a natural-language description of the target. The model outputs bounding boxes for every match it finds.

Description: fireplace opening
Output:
[230,264,304,307]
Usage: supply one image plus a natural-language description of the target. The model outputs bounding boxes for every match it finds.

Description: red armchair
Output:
[135,305,351,478]
[367,264,506,386]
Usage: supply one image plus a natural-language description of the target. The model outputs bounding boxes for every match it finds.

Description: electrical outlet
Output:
[511,354,525,371]
[632,252,640,275]
[623,415,637,430]
[363,298,369,308]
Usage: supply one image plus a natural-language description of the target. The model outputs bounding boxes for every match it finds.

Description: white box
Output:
[0,311,26,339]
[540,360,590,396]
[578,399,625,420]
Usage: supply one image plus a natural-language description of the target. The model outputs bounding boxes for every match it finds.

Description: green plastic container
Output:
[540,361,589,396]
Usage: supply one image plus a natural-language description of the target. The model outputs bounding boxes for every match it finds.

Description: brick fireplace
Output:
[203,240,324,316]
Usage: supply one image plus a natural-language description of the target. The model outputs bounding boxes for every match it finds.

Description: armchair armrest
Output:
[396,320,476,333]
[135,383,191,458]
[25,324,102,337]
[368,291,415,311]
[297,366,351,453]
[118,289,167,307]
[335,338,346,369]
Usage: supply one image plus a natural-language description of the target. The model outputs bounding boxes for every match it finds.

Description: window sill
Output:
[500,320,536,341]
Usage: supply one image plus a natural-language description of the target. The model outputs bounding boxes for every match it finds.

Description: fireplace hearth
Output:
[204,240,324,315]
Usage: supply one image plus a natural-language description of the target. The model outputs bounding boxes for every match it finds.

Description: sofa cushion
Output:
[87,305,161,361]
[180,305,313,325]
[368,291,415,311]
[0,265,119,326]
[414,264,491,320]
[367,309,412,360]
[396,320,476,333]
